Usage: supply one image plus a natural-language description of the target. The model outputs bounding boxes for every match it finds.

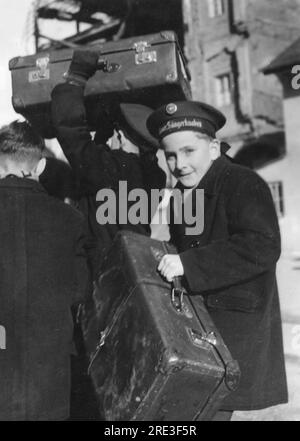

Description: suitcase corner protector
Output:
[160,349,184,374]
[160,30,177,42]
[225,359,241,391]
[12,96,25,112]
[9,56,20,71]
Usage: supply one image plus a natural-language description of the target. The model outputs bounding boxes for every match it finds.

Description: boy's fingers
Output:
[165,271,174,282]
[157,260,163,271]
[158,256,180,281]
[158,255,168,271]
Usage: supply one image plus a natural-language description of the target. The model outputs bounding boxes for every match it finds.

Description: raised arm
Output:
[51,50,136,195]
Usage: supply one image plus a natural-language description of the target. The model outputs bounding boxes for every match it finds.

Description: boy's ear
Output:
[209,139,221,160]
[33,157,46,177]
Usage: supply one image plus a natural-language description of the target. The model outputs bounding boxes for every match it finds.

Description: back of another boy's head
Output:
[0,121,45,166]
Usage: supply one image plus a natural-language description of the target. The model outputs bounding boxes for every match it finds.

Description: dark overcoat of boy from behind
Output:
[0,121,89,421]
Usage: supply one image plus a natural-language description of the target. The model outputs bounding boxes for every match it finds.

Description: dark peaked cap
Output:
[147,101,226,140]
[119,103,159,150]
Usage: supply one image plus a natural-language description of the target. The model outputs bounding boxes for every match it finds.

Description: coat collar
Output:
[0,176,47,193]
[176,154,231,197]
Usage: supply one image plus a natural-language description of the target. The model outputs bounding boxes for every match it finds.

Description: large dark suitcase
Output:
[9,31,191,138]
[81,231,240,421]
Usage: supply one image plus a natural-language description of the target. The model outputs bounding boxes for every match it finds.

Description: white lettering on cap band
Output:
[159,118,203,136]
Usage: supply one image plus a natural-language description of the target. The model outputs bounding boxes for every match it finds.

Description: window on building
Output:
[268,181,284,218]
[215,73,232,107]
[207,0,225,18]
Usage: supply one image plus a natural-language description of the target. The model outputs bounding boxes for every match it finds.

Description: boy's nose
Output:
[176,155,187,171]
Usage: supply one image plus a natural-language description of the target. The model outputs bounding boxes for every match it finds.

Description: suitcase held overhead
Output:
[9,31,192,138]
[81,231,240,421]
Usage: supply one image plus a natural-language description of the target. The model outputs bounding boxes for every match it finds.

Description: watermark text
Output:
[95,182,204,236]
[0,325,6,350]
[291,65,300,90]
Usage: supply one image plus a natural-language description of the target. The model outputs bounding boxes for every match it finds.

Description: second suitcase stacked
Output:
[9,31,191,138]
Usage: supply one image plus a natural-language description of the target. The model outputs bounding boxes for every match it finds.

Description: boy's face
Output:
[162,131,220,188]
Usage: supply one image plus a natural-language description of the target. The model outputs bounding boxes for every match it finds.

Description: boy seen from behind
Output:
[0,121,89,421]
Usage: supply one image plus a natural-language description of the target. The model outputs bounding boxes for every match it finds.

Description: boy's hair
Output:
[195,132,214,142]
[0,121,45,162]
[195,133,230,154]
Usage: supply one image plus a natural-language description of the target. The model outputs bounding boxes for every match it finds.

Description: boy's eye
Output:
[165,153,175,161]
[184,148,195,155]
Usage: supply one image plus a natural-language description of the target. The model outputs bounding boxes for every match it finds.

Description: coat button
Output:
[190,240,201,248]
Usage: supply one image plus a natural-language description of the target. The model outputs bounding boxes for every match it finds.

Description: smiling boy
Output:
[147,101,288,419]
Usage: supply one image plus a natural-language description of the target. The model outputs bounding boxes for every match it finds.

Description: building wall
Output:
[258,72,300,318]
[183,1,300,317]
[183,0,300,146]
[259,95,300,251]
[246,0,300,135]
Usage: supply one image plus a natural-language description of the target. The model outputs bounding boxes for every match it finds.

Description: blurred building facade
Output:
[183,0,300,321]
[183,0,300,154]
[262,39,300,321]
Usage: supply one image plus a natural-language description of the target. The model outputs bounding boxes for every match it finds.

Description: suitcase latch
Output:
[28,56,50,82]
[188,328,218,348]
[97,58,121,73]
[134,41,157,65]
[225,360,241,391]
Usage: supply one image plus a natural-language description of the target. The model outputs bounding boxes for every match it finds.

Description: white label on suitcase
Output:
[28,56,50,82]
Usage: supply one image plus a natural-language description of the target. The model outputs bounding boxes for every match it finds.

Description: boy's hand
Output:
[67,50,100,83]
[157,254,184,282]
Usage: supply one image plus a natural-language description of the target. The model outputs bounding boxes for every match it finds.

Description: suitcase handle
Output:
[158,243,189,314]
[171,277,187,313]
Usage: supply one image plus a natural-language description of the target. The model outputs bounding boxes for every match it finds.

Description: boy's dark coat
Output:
[0,178,88,420]
[51,83,166,276]
[170,155,288,410]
